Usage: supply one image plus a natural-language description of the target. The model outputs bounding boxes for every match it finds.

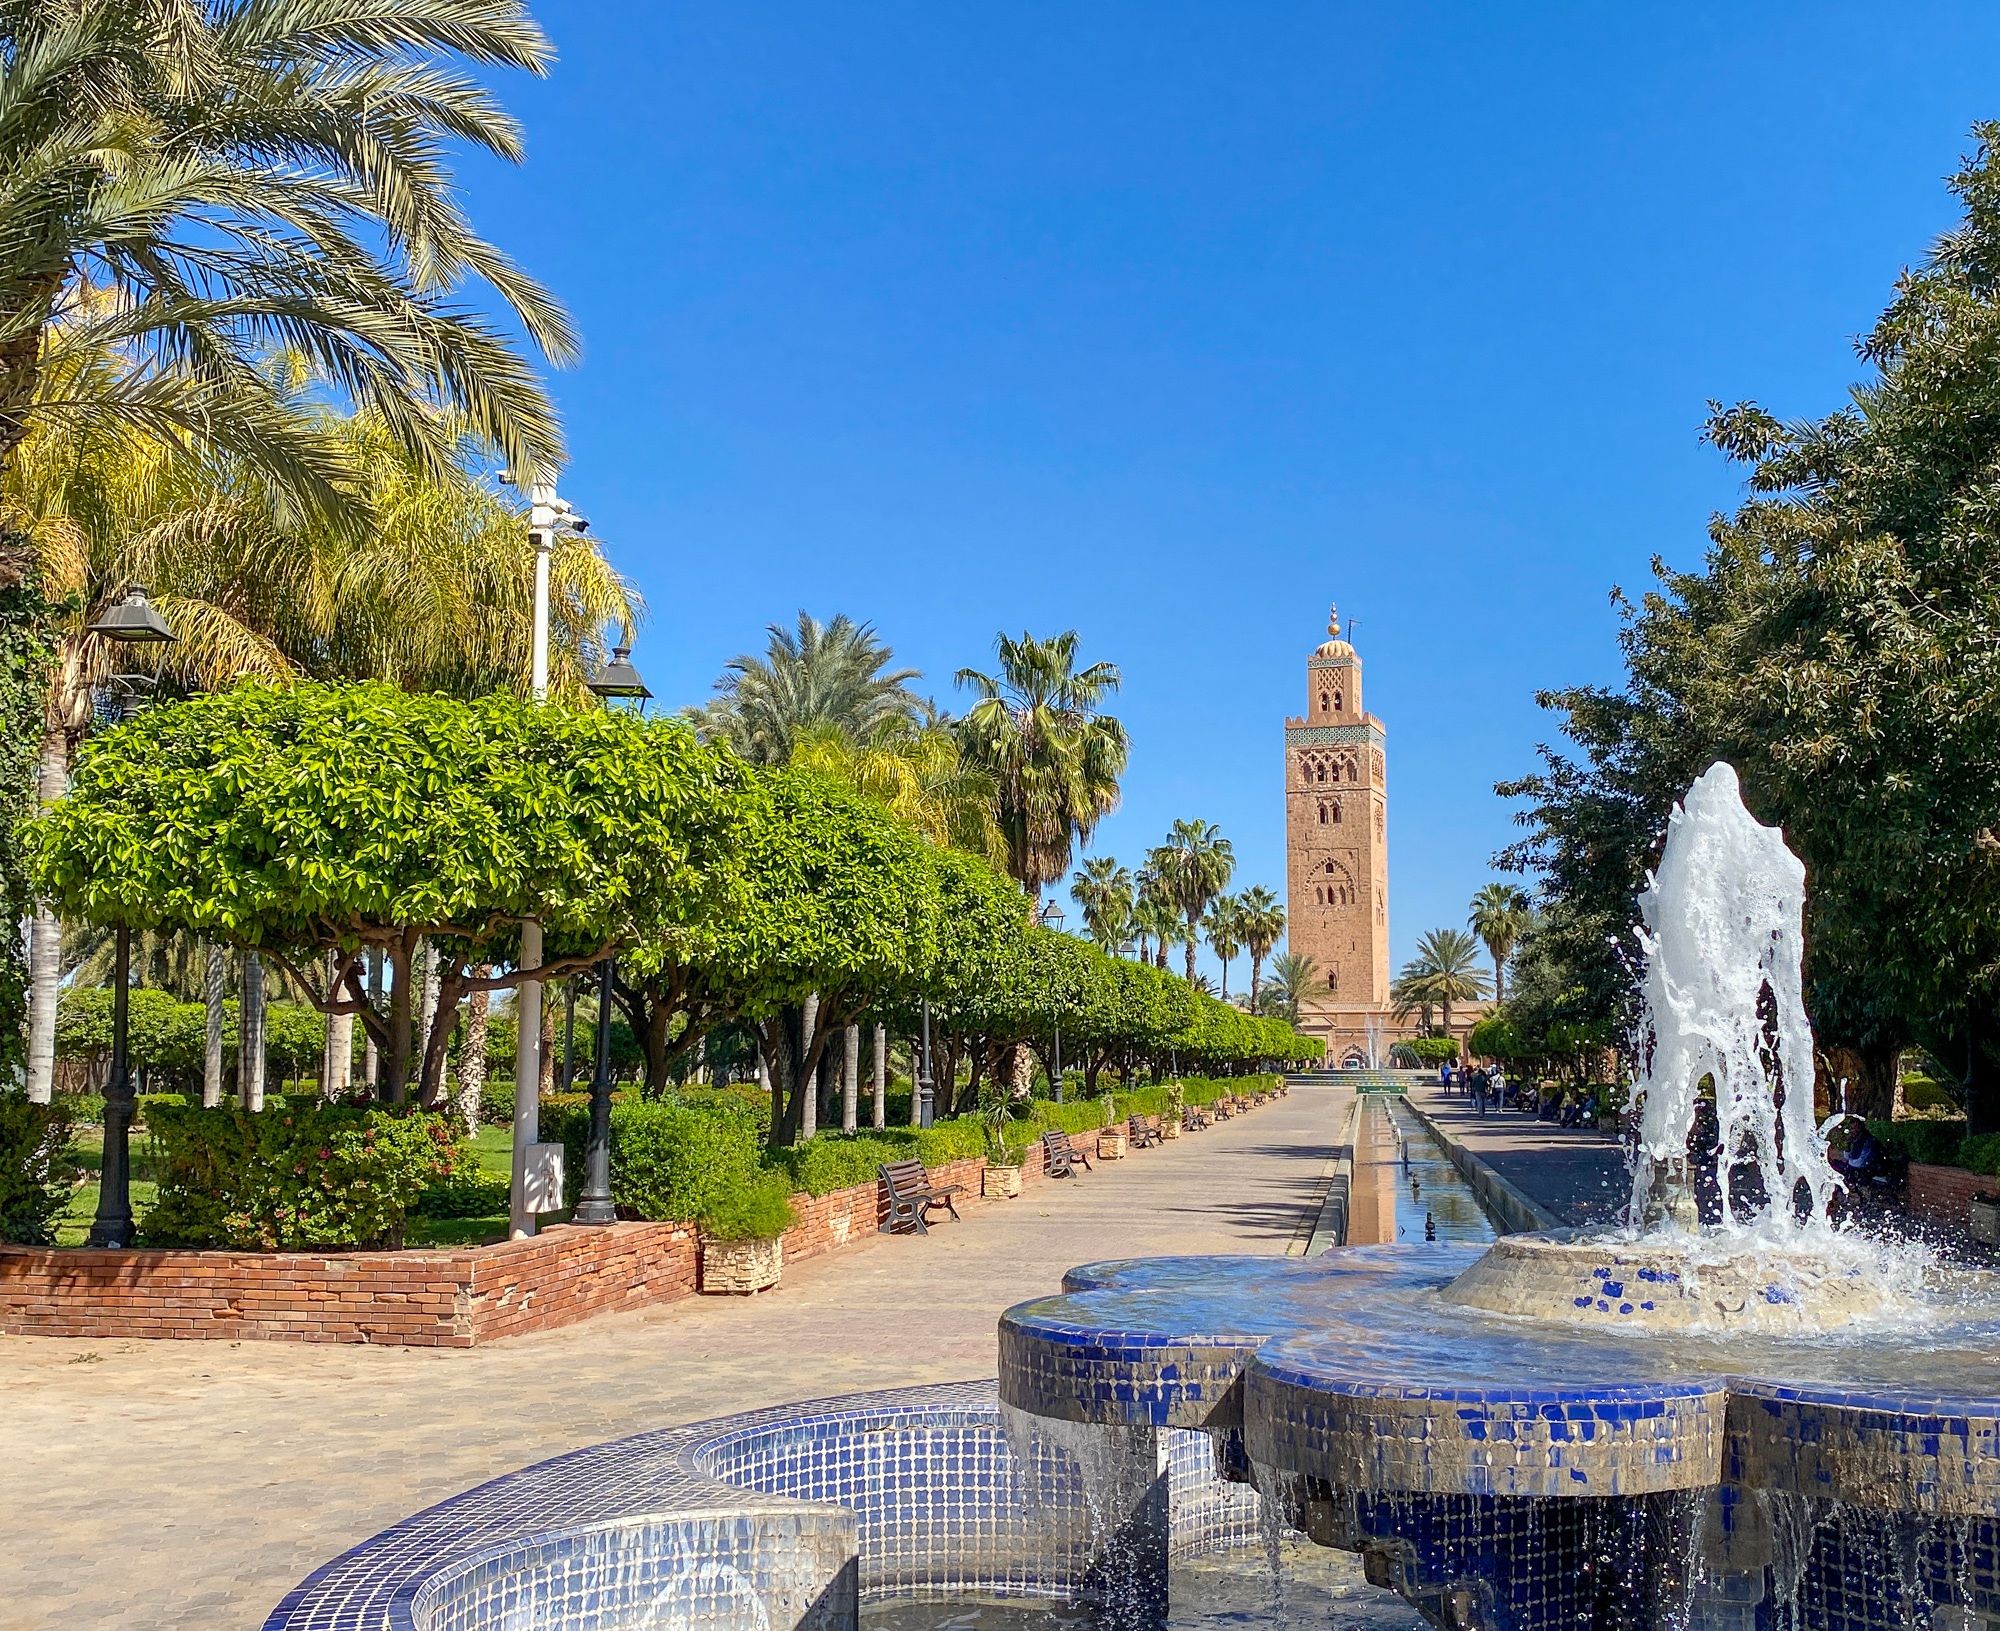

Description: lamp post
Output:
[917,998,935,1129]
[84,584,176,1249]
[572,647,652,1227]
[1038,899,1067,1102]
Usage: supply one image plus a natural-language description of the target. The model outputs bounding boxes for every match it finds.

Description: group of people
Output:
[1439,1059,1507,1113]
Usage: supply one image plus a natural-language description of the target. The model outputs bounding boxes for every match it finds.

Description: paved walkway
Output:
[0,1086,1353,1631]
[1406,1081,1630,1226]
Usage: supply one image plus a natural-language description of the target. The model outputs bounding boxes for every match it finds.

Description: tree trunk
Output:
[319,952,340,1098]
[416,937,439,1075]
[799,995,820,1139]
[384,936,414,1102]
[1184,919,1198,984]
[239,952,267,1110]
[203,942,226,1107]
[909,1034,922,1128]
[458,972,490,1138]
[364,948,383,1095]
[23,729,67,1102]
[872,1023,887,1129]
[1250,950,1264,1010]
[842,1024,859,1133]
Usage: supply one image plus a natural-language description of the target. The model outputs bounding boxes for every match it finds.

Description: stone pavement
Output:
[0,1085,1353,1631]
[1406,1081,1630,1226]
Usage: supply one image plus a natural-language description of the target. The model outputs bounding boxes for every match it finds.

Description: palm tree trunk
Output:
[842,1024,860,1133]
[872,1023,887,1129]
[22,728,67,1102]
[1219,955,1230,1001]
[799,994,819,1139]
[203,942,226,1107]
[458,976,490,1138]
[239,951,266,1110]
[1184,917,1198,984]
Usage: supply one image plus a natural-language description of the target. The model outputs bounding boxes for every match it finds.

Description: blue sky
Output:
[458,2,2000,984]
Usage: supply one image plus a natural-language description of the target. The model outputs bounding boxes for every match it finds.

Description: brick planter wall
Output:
[0,1130,1074,1345]
[0,1221,697,1347]
[1909,1162,2000,1230]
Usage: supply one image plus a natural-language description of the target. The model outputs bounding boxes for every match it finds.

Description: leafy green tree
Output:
[1236,885,1286,1009]
[30,683,743,1103]
[956,631,1129,901]
[1467,883,1531,1004]
[0,0,572,585]
[1147,819,1235,984]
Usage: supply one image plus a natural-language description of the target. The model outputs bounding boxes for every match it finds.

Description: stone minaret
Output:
[1284,605,1390,1060]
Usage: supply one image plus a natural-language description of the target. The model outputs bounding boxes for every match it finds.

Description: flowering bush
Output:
[143,1102,459,1249]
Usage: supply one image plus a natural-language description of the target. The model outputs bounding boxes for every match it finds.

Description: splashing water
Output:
[1626,763,1840,1237]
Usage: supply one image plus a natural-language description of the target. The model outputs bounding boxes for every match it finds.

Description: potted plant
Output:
[698,1174,797,1294]
[981,1100,1023,1198]
[1096,1092,1127,1159]
[1163,1082,1185,1139]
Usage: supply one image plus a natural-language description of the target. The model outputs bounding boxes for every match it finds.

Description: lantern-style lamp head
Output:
[586,645,651,700]
[88,584,176,644]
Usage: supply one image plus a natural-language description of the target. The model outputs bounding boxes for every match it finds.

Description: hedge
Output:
[0,1094,79,1244]
[143,1102,461,1249]
[1869,1118,1967,1169]
[543,1096,766,1231]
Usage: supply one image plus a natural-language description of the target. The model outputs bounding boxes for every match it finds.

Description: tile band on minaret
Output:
[1283,603,1392,1066]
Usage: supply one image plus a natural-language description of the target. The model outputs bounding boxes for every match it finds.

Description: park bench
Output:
[1127,1113,1163,1150]
[1211,1098,1234,1120]
[878,1158,963,1235]
[1183,1104,1210,1130]
[1041,1128,1094,1178]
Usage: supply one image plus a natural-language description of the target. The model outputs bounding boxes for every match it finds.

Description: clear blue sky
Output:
[458,2,2000,985]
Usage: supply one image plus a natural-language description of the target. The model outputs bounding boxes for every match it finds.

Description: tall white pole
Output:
[511,480,558,1239]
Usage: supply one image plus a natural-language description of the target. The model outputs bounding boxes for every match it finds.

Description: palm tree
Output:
[1237,886,1286,1008]
[1131,883,1181,970]
[1259,952,1318,1023]
[687,613,921,766]
[1397,928,1491,1040]
[0,0,575,598]
[1148,819,1235,984]
[790,717,1006,867]
[956,631,1129,901]
[1203,894,1244,1000]
[1467,883,1531,1004]
[1070,857,1135,952]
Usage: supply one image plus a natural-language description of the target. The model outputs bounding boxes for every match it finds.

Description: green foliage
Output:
[1869,1118,1968,1168]
[1404,1037,1460,1065]
[1902,1076,1959,1114]
[142,1102,458,1249]
[544,1097,764,1225]
[0,1094,80,1244]
[699,1173,797,1242]
[1468,1015,1525,1059]
[0,569,57,1071]
[56,988,328,1089]
[1960,1132,2000,1178]
[416,1163,512,1218]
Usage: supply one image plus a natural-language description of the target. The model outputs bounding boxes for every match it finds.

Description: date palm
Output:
[0,0,576,597]
[1202,893,1243,1000]
[1131,880,1180,969]
[1467,882,1531,1004]
[1259,951,1317,1023]
[1147,819,1234,984]
[1395,927,1491,1040]
[956,631,1128,901]
[686,612,922,767]
[1070,856,1134,953]
[1236,885,1286,1008]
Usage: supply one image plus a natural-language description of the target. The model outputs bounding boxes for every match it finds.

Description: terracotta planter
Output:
[700,1235,782,1294]
[983,1165,1023,1200]
[1162,1118,1183,1140]
[1097,1128,1128,1160]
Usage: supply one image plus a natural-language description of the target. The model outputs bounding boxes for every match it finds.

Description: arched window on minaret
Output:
[1330,799,1342,825]
[1333,689,1343,712]
[1316,763,1327,783]
[1347,760,1358,782]
[1317,802,1327,824]
[1319,690,1330,713]
[1328,969,1339,992]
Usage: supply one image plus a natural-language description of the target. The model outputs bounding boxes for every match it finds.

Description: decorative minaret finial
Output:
[1327,603,1340,641]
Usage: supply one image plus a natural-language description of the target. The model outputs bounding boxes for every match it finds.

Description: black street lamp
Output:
[84,584,176,1249]
[917,998,935,1129]
[572,953,619,1226]
[573,645,650,1226]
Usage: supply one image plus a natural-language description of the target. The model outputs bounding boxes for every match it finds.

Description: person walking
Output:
[1472,1067,1488,1116]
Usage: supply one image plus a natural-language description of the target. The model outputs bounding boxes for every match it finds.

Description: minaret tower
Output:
[1283,604,1390,1060]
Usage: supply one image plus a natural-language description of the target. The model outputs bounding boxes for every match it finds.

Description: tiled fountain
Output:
[1001,765,2000,1629]
[269,765,2000,1631]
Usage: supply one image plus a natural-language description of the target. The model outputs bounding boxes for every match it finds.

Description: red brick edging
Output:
[1908,1161,1999,1230]
[0,1145,1056,1346]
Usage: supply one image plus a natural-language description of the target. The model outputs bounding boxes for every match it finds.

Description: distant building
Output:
[1283,605,1482,1066]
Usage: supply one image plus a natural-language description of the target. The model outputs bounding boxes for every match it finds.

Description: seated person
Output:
[1835,1122,1887,1184]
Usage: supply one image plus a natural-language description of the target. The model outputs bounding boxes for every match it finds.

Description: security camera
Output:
[497,469,516,486]
[570,517,590,534]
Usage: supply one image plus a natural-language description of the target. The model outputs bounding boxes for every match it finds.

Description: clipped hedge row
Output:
[0,1094,80,1244]
[143,1102,463,1249]
[1870,1118,1971,1169]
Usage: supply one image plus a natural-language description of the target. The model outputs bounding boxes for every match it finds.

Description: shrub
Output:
[1959,1132,2000,1178]
[0,1094,79,1244]
[544,1097,761,1222]
[1404,1037,1460,1066]
[1870,1118,1966,1168]
[700,1172,796,1241]
[416,1143,512,1218]
[143,1102,459,1249]
[1902,1075,1960,1114]
[478,1076,515,1126]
